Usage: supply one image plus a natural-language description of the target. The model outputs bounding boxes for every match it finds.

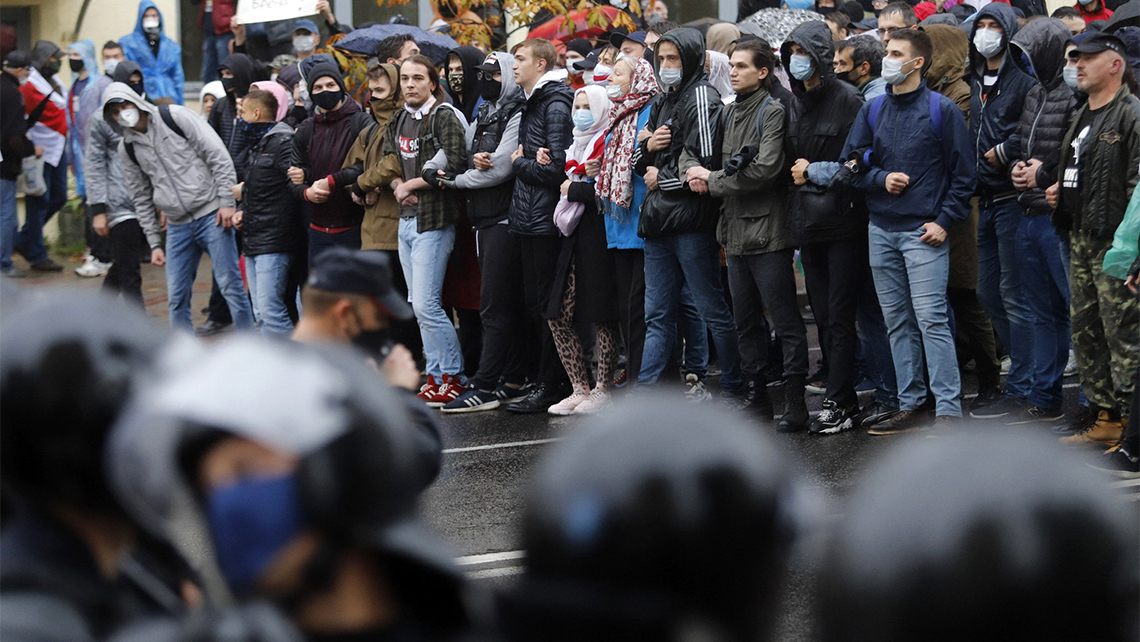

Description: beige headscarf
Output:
[705,23,742,54]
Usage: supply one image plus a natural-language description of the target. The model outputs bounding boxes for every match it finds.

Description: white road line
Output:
[443,438,562,454]
[467,566,525,579]
[1109,477,1140,489]
[456,550,526,566]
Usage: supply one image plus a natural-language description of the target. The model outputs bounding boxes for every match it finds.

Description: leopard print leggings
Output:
[548,261,621,390]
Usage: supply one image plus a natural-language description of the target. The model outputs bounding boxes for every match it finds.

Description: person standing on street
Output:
[119,0,184,104]
[103,82,254,332]
[0,52,39,279]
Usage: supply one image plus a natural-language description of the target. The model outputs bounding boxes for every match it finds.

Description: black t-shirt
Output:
[1061,105,1102,218]
[398,114,423,218]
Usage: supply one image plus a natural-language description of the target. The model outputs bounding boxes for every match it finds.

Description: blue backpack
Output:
[861,90,944,167]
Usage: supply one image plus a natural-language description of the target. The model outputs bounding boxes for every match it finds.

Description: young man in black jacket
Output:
[0,51,38,279]
[504,38,574,413]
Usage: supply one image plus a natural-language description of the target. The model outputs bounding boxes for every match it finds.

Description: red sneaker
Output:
[427,374,466,408]
[416,375,439,404]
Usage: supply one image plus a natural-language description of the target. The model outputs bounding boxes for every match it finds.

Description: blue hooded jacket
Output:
[66,40,99,197]
[119,0,184,104]
[841,84,976,232]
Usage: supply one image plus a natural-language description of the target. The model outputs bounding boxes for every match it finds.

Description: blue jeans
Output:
[1,178,17,272]
[678,284,709,378]
[19,160,67,264]
[856,270,899,408]
[308,226,362,266]
[201,31,235,83]
[1017,215,1070,410]
[246,252,294,337]
[398,219,463,379]
[165,215,253,331]
[868,223,961,416]
[977,200,1035,398]
[638,232,744,394]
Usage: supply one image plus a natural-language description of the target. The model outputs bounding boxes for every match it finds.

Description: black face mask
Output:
[816,4,836,14]
[447,72,464,94]
[221,76,236,94]
[69,59,84,73]
[840,68,860,85]
[480,79,502,102]
[290,104,309,122]
[128,81,145,96]
[352,327,393,360]
[312,88,344,111]
[46,59,62,75]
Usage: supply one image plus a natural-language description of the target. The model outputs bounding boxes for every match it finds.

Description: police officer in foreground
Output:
[0,292,199,641]
[105,338,484,642]
[820,430,1138,642]
[498,398,809,642]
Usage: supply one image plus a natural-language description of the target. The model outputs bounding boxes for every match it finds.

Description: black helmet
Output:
[107,338,468,619]
[499,397,808,642]
[820,430,1139,642]
[0,292,168,514]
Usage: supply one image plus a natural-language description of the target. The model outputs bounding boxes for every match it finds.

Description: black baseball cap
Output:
[307,248,414,320]
[2,51,32,69]
[852,17,878,30]
[572,50,600,72]
[1069,32,1127,58]
[476,51,508,72]
[610,30,648,49]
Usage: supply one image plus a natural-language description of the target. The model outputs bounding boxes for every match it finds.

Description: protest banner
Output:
[235,0,319,24]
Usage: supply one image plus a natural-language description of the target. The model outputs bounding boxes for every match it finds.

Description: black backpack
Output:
[123,104,185,165]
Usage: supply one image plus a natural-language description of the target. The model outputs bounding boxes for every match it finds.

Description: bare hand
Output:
[1011,161,1029,190]
[637,127,652,143]
[644,166,659,191]
[366,189,379,206]
[1126,273,1139,294]
[34,145,44,158]
[92,213,110,237]
[1045,182,1059,209]
[233,210,243,229]
[151,247,166,266]
[474,152,493,171]
[159,211,167,232]
[316,0,336,21]
[685,165,711,184]
[400,192,418,207]
[231,182,243,201]
[306,178,331,203]
[919,221,947,247]
[689,177,709,193]
[984,146,999,169]
[287,166,305,184]
[216,207,236,228]
[379,344,420,390]
[229,18,246,45]
[585,157,601,178]
[1021,159,1042,189]
[560,180,570,196]
[511,145,524,163]
[351,191,365,206]
[791,158,809,185]
[648,125,672,152]
[885,172,910,195]
[394,181,414,203]
[536,147,552,165]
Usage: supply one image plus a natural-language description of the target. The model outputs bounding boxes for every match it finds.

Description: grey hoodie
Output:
[103,82,237,235]
[453,51,522,191]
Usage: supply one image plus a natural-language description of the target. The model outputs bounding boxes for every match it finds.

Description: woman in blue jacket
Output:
[119,0,184,104]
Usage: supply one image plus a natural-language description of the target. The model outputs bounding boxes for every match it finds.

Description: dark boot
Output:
[777,375,808,433]
[749,375,774,420]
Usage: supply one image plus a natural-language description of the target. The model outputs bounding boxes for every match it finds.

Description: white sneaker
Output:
[684,373,712,402]
[999,355,1011,376]
[548,387,591,415]
[1064,350,1078,377]
[75,256,111,277]
[573,385,612,415]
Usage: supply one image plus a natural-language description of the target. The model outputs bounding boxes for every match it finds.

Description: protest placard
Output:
[235,0,319,24]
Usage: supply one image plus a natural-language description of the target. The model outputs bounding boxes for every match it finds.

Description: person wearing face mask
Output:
[783,21,866,435]
[0,51,40,278]
[834,35,886,99]
[15,40,69,273]
[840,28,975,433]
[966,3,1039,422]
[564,38,592,90]
[69,40,118,280]
[290,19,321,62]
[444,45,486,125]
[1075,0,1114,23]
[119,1,184,105]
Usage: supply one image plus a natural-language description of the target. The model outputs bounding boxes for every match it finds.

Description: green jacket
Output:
[706,87,789,255]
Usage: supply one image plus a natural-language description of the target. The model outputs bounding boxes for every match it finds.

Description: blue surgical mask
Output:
[573,109,596,131]
[659,66,683,88]
[789,54,815,81]
[1063,65,1080,90]
[973,28,1004,59]
[207,473,305,596]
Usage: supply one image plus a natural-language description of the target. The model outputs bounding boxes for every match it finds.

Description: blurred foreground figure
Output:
[499,398,807,642]
[107,338,482,642]
[820,430,1139,642]
[0,293,196,641]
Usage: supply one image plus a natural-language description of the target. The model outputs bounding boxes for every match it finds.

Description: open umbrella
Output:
[527,6,629,41]
[1105,0,1137,33]
[333,24,460,65]
[737,8,824,48]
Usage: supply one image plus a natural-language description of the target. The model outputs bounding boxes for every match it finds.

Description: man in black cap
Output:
[1047,32,1140,449]
[1,51,38,278]
[564,38,592,89]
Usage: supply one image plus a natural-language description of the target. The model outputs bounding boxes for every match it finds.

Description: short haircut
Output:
[649,20,680,36]
[826,11,852,35]
[881,2,918,26]
[243,88,278,118]
[888,28,933,76]
[377,33,415,62]
[733,38,777,89]
[838,34,884,77]
[1051,6,1082,19]
[300,287,370,316]
[400,53,440,90]
[367,62,389,81]
[511,38,558,72]
[102,40,122,53]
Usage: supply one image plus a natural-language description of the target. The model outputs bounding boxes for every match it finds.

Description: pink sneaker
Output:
[547,386,591,416]
[573,385,613,415]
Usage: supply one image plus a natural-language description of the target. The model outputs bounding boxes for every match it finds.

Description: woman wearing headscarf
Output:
[597,55,658,398]
[199,80,225,119]
[706,49,736,103]
[541,85,620,416]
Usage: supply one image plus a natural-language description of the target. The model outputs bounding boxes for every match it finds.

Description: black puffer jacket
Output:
[509,72,574,236]
[633,28,725,239]
[239,122,304,256]
[781,20,866,242]
[968,2,1037,195]
[210,54,268,180]
[1008,18,1078,218]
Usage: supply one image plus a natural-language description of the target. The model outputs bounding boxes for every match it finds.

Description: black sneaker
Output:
[1086,444,1140,478]
[1003,405,1064,425]
[969,393,1023,420]
[493,384,529,403]
[805,367,827,395]
[195,318,233,337]
[1054,404,1096,435]
[507,383,567,414]
[809,399,860,435]
[29,259,63,272]
[968,386,1003,411]
[858,401,899,427]
[441,388,501,414]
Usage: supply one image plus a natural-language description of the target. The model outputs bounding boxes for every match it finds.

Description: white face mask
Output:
[142,17,160,31]
[104,59,120,76]
[973,28,1004,59]
[881,56,917,85]
[293,34,317,53]
[606,83,628,100]
[1063,65,1080,90]
[117,106,140,128]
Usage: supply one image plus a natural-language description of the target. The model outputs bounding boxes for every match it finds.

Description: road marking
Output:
[467,566,525,579]
[443,438,562,454]
[1109,477,1140,488]
[456,550,526,565]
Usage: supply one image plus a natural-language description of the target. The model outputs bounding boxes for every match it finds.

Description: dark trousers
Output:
[519,233,569,390]
[727,249,809,380]
[85,207,113,263]
[456,308,483,379]
[102,218,144,307]
[613,248,646,387]
[801,236,866,407]
[947,286,1001,390]
[471,225,533,390]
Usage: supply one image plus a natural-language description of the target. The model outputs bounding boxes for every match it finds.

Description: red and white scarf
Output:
[596,57,659,218]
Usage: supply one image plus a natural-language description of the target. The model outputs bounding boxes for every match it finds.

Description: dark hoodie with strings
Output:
[445,45,487,124]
